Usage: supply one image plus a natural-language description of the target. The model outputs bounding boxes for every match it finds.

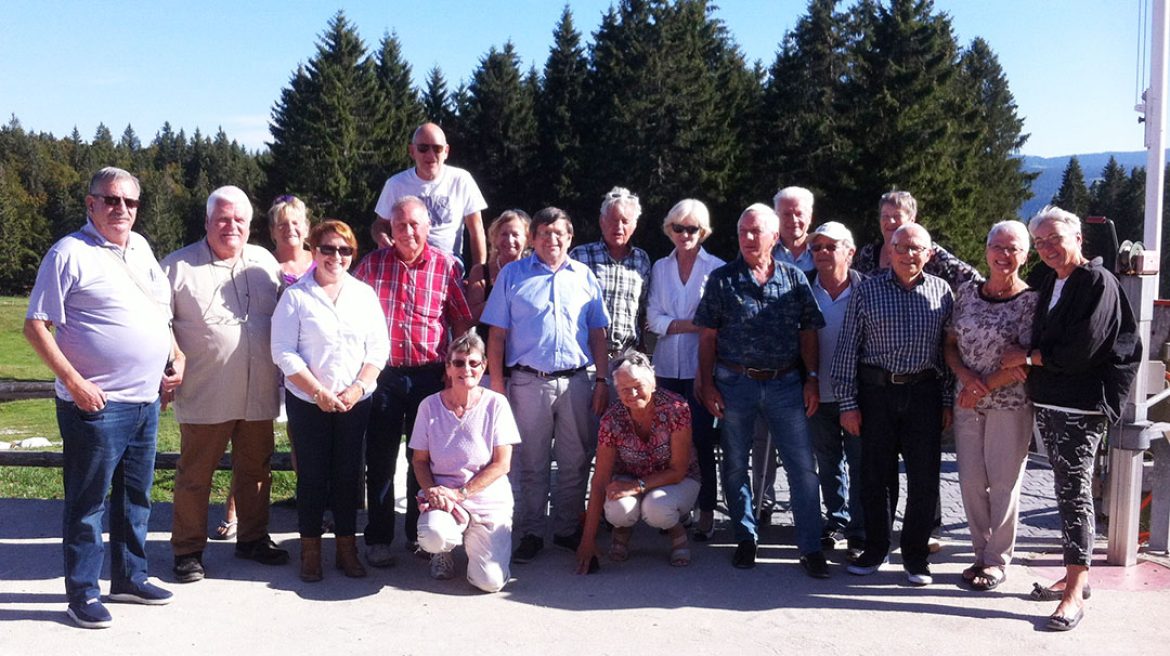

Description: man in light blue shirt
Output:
[482,207,610,564]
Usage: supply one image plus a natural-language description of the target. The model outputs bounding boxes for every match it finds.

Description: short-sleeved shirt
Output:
[598,389,700,481]
[831,270,954,411]
[353,244,472,368]
[810,270,866,401]
[693,256,825,369]
[270,271,390,404]
[408,390,521,514]
[947,281,1037,411]
[480,254,610,372]
[568,241,651,352]
[26,220,172,404]
[373,166,487,258]
[162,241,282,424]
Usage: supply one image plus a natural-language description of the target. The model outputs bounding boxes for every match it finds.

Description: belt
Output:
[857,364,937,386]
[386,362,444,374]
[509,364,587,379]
[719,360,796,381]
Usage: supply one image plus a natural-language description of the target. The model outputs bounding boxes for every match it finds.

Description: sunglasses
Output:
[670,224,701,235]
[272,194,297,204]
[414,143,446,154]
[316,245,355,257]
[810,243,839,252]
[96,195,140,210]
[449,358,483,369]
[605,190,638,201]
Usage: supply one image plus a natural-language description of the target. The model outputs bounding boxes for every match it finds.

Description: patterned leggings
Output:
[1035,407,1107,567]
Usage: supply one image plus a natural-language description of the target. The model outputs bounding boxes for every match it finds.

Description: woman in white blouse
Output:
[646,199,725,540]
[270,220,389,583]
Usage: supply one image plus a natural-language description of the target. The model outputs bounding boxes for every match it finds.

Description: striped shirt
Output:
[353,244,472,368]
[568,241,651,352]
[831,270,954,411]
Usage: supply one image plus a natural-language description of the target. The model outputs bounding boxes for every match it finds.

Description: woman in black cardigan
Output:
[1002,206,1140,632]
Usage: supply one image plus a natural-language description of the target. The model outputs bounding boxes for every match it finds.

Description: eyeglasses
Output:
[987,244,1025,255]
[810,243,839,252]
[272,194,297,204]
[892,243,928,256]
[414,143,446,154]
[316,245,355,257]
[670,224,701,235]
[449,358,483,369]
[96,195,140,210]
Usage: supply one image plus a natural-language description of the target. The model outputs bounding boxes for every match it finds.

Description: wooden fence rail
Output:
[0,450,295,471]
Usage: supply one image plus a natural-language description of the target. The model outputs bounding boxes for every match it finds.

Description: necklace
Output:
[983,279,1021,298]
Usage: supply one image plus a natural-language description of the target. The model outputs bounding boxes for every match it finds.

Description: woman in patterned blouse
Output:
[943,220,1037,593]
[575,351,700,573]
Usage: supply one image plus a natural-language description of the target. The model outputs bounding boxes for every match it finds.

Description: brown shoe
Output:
[335,535,367,578]
[300,537,322,582]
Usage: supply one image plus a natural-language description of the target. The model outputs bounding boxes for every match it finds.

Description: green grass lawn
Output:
[0,397,296,502]
[0,296,52,380]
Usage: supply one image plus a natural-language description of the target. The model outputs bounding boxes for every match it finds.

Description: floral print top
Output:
[946,280,1038,410]
[598,389,701,481]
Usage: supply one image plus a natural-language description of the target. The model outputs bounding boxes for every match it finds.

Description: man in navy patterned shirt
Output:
[832,223,954,586]
[694,204,829,577]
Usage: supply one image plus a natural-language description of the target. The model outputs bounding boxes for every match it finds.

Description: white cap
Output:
[812,221,854,245]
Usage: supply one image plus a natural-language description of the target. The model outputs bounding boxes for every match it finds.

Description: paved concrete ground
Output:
[1,452,1168,655]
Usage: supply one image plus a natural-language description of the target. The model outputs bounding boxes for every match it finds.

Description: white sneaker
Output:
[430,552,455,580]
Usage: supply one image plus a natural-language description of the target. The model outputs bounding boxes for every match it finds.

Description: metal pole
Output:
[1107,0,1169,566]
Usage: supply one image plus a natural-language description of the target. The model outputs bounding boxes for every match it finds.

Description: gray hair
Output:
[612,350,655,385]
[206,186,254,222]
[773,186,815,213]
[1029,205,1081,236]
[892,222,932,248]
[663,199,712,242]
[738,203,780,234]
[600,186,642,222]
[447,330,485,361]
[879,190,917,219]
[391,195,430,225]
[987,220,1030,249]
[88,167,140,196]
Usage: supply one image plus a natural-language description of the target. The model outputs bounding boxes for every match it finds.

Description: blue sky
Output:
[0,0,1157,158]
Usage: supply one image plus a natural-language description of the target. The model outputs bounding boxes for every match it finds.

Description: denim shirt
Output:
[694,256,824,370]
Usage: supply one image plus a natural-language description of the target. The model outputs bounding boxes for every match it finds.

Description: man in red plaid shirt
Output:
[354,196,473,567]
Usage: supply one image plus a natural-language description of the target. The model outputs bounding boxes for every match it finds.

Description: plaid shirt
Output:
[569,241,651,352]
[831,270,955,411]
[353,244,471,367]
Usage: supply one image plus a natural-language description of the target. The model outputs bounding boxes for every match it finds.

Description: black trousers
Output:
[857,377,942,566]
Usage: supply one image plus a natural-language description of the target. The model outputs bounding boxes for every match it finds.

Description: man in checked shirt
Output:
[354,195,473,567]
[569,186,652,363]
[832,222,954,587]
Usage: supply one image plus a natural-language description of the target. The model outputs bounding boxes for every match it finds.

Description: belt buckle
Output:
[889,372,911,385]
[745,367,768,380]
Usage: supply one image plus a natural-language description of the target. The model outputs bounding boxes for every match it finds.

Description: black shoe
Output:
[552,528,583,551]
[512,534,544,564]
[846,551,888,576]
[732,540,757,569]
[800,551,831,579]
[235,536,290,565]
[820,529,846,550]
[845,538,865,563]
[173,553,204,583]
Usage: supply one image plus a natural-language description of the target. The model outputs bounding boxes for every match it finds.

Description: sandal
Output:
[1030,581,1092,602]
[609,526,632,562]
[669,525,690,567]
[1046,607,1084,631]
[962,564,983,582]
[971,567,1006,591]
[693,510,714,543]
[209,519,237,541]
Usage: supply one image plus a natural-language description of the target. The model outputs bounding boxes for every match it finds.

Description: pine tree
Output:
[366,32,424,222]
[422,67,457,129]
[460,41,538,212]
[535,6,589,213]
[1051,155,1089,217]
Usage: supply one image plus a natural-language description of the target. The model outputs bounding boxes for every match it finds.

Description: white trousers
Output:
[417,508,512,593]
[604,478,701,530]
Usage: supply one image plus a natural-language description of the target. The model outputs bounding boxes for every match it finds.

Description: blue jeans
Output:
[716,367,822,554]
[808,402,864,541]
[57,399,159,604]
[287,392,371,538]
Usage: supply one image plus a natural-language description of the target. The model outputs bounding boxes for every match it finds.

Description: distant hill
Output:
[1019,150,1170,219]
